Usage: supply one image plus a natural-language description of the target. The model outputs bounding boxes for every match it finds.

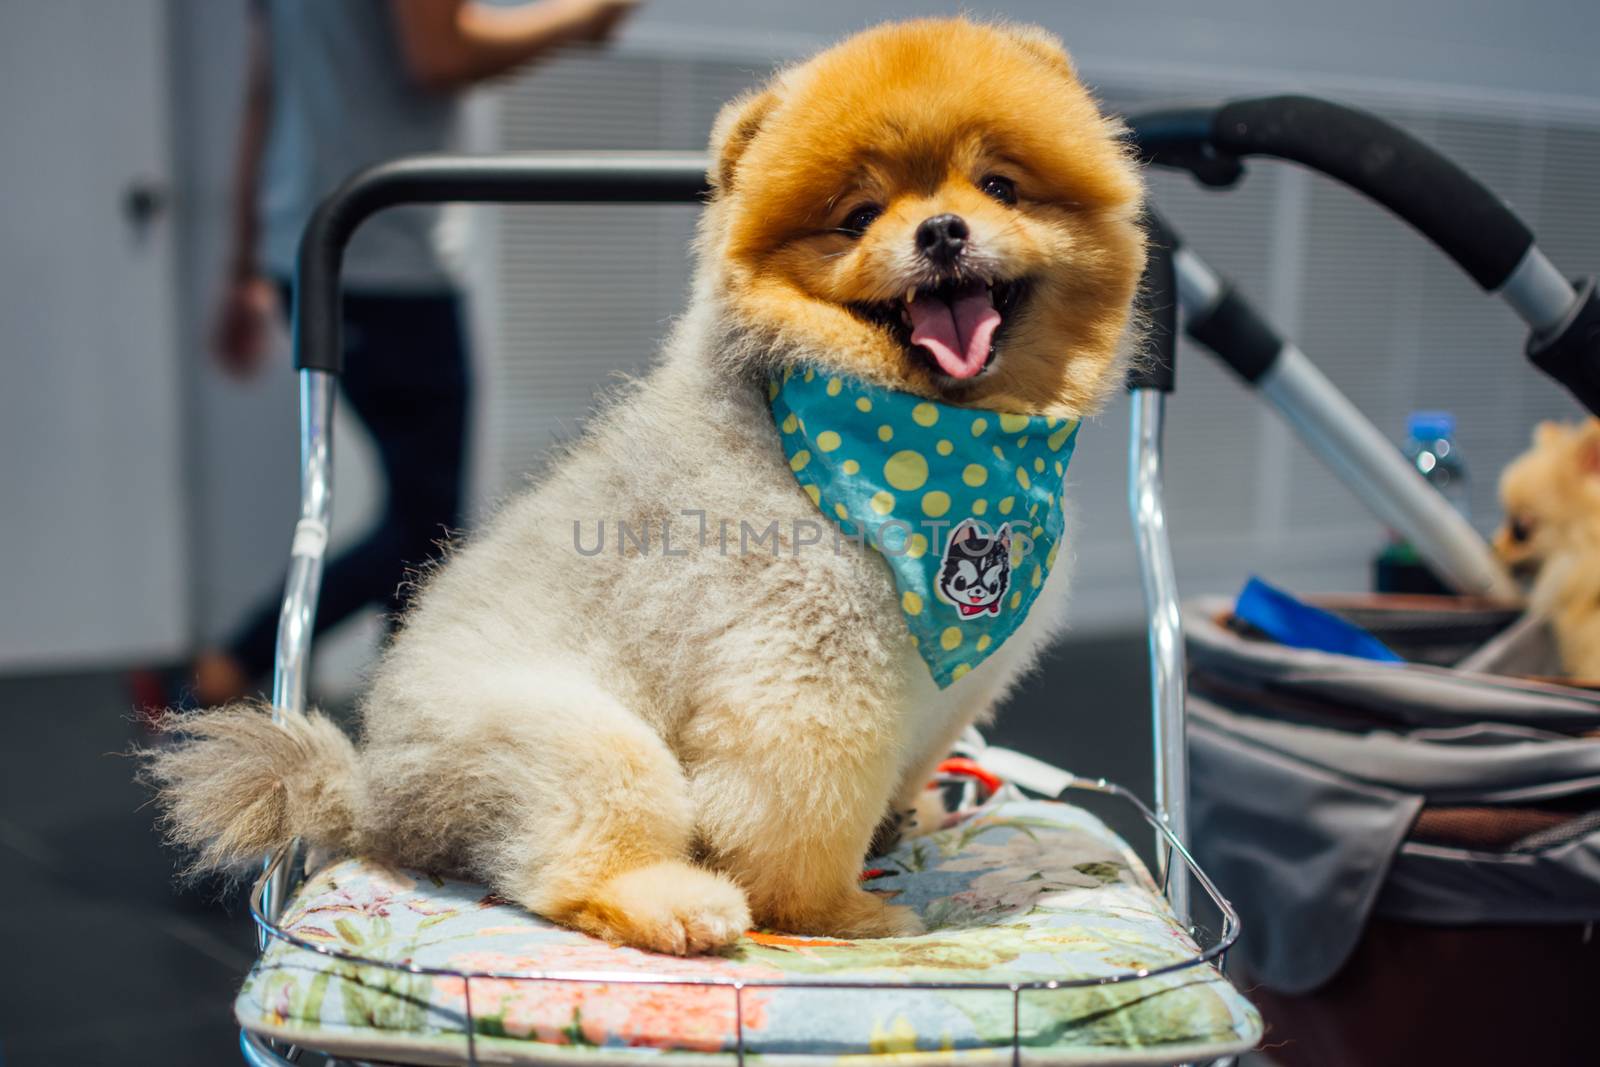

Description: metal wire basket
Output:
[241,774,1239,1067]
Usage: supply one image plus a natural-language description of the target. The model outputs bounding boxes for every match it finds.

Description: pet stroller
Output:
[234,158,1255,1064]
[1130,98,1600,1065]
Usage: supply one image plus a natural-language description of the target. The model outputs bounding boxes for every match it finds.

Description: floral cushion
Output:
[238,793,1260,1065]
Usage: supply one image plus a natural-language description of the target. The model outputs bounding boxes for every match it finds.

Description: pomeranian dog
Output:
[149,18,1145,954]
[1495,418,1600,680]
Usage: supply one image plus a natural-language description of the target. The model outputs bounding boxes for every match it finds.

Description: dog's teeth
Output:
[905,287,917,304]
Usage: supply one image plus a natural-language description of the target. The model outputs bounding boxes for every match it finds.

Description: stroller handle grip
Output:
[293,152,710,375]
[1210,96,1533,291]
[1131,95,1599,416]
[1131,96,1533,290]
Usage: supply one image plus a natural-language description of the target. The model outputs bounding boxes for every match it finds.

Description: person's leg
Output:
[205,287,469,699]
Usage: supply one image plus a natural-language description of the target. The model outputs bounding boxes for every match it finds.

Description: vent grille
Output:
[476,48,1597,624]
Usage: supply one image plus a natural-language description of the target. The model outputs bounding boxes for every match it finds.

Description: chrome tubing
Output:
[1171,250,1518,601]
[271,369,335,722]
[1257,344,1519,599]
[259,368,335,941]
[1498,245,1581,334]
[1129,388,1190,923]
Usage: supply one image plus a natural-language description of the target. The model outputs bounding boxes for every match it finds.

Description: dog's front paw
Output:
[564,860,751,955]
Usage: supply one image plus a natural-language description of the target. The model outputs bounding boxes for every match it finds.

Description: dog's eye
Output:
[1509,516,1535,543]
[979,174,1017,205]
[840,203,883,237]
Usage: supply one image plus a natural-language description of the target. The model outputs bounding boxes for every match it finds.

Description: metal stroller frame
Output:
[238,156,1237,1066]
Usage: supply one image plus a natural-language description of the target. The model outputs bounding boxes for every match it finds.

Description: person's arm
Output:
[389,0,641,92]
[212,2,278,377]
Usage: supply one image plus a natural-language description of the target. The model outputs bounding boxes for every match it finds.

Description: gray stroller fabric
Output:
[1184,598,1600,994]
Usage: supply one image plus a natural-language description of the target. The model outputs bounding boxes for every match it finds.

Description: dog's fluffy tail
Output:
[143,702,365,876]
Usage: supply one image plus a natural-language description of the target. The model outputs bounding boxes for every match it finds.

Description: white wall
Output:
[0,0,189,671]
[624,0,1600,101]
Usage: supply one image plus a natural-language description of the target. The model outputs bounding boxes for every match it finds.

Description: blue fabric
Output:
[769,367,1080,687]
[1234,577,1404,663]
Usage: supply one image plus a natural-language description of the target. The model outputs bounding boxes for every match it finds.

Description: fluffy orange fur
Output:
[146,18,1148,956]
[707,18,1146,417]
[1495,417,1600,679]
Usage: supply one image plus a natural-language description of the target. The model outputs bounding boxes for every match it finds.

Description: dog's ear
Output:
[709,89,777,195]
[1576,419,1600,476]
[1000,24,1078,80]
[1535,420,1569,449]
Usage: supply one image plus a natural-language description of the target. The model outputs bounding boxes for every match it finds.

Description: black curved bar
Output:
[1128,211,1180,392]
[1127,106,1245,188]
[293,152,709,375]
[1129,94,1600,415]
[1127,95,1532,291]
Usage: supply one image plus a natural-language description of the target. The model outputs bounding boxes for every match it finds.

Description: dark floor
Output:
[0,632,1243,1066]
[0,671,258,1065]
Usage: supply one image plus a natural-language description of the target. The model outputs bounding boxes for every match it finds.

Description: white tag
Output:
[978,746,1077,798]
[290,518,329,559]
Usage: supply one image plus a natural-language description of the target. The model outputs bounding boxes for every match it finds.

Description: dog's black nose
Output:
[916,213,969,265]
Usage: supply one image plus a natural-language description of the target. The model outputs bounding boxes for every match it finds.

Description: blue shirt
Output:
[258,0,460,289]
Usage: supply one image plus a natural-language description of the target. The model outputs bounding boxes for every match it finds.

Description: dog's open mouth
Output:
[856,279,1030,380]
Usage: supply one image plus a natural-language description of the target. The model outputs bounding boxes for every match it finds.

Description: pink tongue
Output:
[908,283,1001,379]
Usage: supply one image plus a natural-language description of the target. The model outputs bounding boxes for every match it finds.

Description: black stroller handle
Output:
[1129,95,1530,290]
[294,152,709,375]
[1130,95,1600,416]
[295,152,1179,398]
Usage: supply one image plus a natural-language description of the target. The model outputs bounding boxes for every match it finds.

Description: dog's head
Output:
[1495,418,1600,575]
[701,19,1146,419]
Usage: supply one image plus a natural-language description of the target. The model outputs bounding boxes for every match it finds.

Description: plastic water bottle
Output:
[1374,411,1470,594]
[1402,410,1471,523]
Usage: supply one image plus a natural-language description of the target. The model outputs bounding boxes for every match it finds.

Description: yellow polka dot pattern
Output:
[884,450,928,491]
[768,365,1082,689]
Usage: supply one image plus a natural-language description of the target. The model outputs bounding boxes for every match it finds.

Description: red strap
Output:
[935,756,1003,796]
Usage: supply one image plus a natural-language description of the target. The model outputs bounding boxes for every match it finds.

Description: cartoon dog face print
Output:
[934,519,1012,617]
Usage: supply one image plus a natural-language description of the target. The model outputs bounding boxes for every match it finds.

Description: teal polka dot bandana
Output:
[770,366,1080,688]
